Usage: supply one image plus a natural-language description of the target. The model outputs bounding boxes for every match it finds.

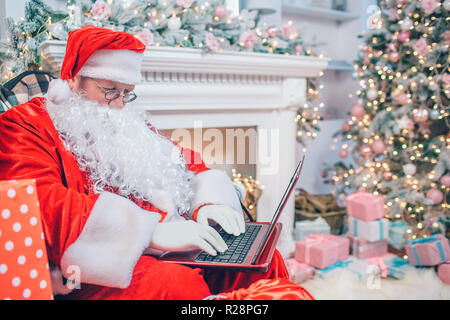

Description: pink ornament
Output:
[383,171,393,181]
[440,175,450,188]
[214,5,228,19]
[342,122,351,132]
[294,45,303,55]
[395,93,408,105]
[351,104,365,119]
[426,188,444,205]
[371,139,386,154]
[413,108,429,123]
[339,149,348,159]
[360,144,373,158]
[266,26,279,38]
[398,31,410,43]
[389,51,400,62]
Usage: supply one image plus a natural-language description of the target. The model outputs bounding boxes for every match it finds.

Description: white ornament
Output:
[168,17,182,31]
[403,163,416,175]
[401,18,412,30]
[367,88,378,101]
[444,0,450,11]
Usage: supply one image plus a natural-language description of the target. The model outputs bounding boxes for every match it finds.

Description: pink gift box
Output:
[347,233,388,259]
[404,234,450,266]
[346,192,386,222]
[285,258,315,284]
[294,234,350,269]
[438,263,450,285]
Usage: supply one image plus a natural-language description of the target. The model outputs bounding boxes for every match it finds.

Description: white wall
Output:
[278,0,375,194]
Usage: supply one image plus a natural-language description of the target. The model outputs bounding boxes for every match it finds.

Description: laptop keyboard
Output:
[195,224,262,264]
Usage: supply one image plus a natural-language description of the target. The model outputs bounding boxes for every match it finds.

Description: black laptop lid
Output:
[252,155,305,263]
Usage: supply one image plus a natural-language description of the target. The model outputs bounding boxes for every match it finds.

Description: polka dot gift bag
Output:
[0,179,53,300]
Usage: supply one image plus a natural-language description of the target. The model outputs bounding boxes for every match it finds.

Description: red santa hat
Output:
[61,24,146,83]
[47,25,146,104]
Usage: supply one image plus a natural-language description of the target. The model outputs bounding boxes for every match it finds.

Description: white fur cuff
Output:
[189,169,243,217]
[60,192,160,289]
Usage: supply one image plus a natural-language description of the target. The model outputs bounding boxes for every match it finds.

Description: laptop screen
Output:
[252,155,305,263]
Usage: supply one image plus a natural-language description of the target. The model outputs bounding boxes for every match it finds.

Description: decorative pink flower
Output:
[90,0,111,20]
[214,5,228,19]
[421,0,439,15]
[281,24,298,40]
[176,0,194,9]
[239,31,257,49]
[441,31,450,46]
[137,29,154,46]
[205,33,220,52]
[413,38,428,56]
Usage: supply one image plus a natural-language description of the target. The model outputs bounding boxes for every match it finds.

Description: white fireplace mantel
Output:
[41,40,329,257]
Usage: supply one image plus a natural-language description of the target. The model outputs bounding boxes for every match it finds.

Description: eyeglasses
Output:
[91,79,137,104]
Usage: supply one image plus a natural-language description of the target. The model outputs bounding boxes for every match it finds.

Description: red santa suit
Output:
[0,25,311,300]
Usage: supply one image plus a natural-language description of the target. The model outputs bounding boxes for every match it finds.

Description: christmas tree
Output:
[327,0,449,238]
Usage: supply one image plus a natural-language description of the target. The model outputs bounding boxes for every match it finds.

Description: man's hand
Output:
[197,204,246,236]
[149,221,228,256]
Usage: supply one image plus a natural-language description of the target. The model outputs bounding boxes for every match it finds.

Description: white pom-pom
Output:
[46,79,71,105]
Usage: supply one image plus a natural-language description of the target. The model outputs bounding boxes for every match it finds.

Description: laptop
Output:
[156,155,305,272]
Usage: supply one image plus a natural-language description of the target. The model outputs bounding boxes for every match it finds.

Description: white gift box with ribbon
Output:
[348,216,390,242]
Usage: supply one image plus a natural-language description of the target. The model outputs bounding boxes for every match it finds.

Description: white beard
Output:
[45,90,195,220]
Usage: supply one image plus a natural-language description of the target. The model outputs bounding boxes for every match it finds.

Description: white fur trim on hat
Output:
[78,49,143,85]
[46,79,72,105]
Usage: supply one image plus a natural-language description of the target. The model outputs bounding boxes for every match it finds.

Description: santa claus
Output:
[0,25,312,300]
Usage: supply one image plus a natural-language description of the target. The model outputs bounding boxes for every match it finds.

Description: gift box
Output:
[404,234,450,267]
[293,217,330,241]
[284,258,315,284]
[346,191,386,222]
[0,179,53,300]
[348,216,390,242]
[389,220,411,250]
[315,259,353,278]
[294,234,350,269]
[347,233,388,259]
[438,263,450,285]
[385,255,411,279]
[347,254,394,281]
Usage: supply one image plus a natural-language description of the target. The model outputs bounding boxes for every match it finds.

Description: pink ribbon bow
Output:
[303,234,331,263]
[368,257,388,278]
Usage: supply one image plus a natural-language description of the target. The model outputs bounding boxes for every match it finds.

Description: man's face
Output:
[68,75,135,109]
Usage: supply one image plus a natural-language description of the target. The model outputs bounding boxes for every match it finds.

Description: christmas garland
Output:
[0,0,325,147]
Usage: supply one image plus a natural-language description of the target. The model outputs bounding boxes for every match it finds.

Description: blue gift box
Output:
[389,221,411,250]
[385,256,411,279]
[315,259,353,278]
[294,217,331,241]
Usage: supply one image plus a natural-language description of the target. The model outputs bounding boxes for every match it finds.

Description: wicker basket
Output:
[295,188,346,235]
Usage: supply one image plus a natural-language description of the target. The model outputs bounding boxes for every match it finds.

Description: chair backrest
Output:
[0,71,56,114]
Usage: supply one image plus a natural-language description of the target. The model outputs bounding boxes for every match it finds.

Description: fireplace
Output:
[41,41,329,257]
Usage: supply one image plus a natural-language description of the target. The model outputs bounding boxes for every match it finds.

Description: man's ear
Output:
[67,75,80,92]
